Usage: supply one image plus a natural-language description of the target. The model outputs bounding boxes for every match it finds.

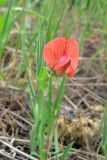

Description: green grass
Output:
[102,102,107,160]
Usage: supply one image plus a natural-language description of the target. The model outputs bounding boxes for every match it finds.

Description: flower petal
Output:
[65,64,75,77]
[54,58,71,77]
[43,37,67,68]
[66,39,79,70]
[54,57,70,70]
[43,47,56,68]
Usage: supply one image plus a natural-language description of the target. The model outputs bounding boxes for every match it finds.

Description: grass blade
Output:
[61,143,74,160]
[54,127,59,160]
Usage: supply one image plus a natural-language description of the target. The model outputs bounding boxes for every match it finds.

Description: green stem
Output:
[54,126,59,160]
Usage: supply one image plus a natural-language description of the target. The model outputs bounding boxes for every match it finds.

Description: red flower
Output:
[43,37,79,77]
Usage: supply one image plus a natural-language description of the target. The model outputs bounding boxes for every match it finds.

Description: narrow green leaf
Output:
[12,7,44,19]
[38,123,47,160]
[61,143,74,160]
[30,122,40,153]
[54,127,59,160]
[0,0,13,57]
[21,16,36,100]
[54,76,66,111]
[102,101,107,159]
[37,22,45,76]
[0,14,6,33]
[48,75,53,108]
